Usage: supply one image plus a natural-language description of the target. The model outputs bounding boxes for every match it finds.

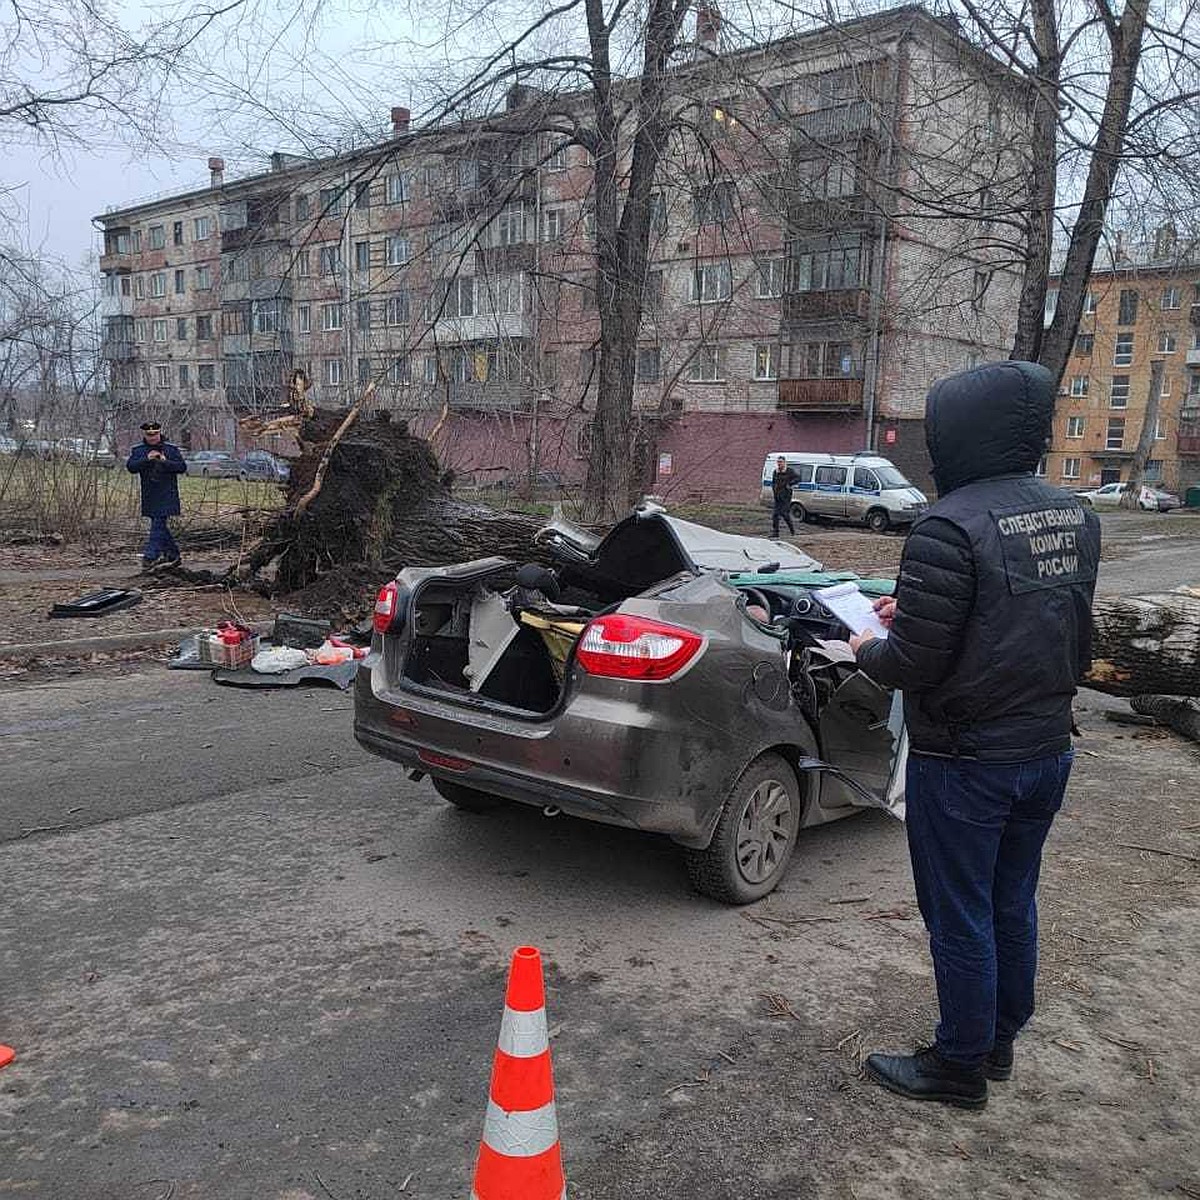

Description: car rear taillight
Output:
[575,614,704,681]
[373,580,408,635]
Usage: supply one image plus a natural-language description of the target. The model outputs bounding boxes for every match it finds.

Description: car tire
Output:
[201,467,210,478]
[432,777,509,813]
[684,752,802,905]
[791,502,808,522]
[866,508,890,534]
[1080,496,1092,507]
[237,470,248,481]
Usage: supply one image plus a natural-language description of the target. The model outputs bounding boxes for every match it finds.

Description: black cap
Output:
[140,422,162,432]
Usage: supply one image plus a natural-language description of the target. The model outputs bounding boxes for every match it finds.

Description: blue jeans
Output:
[905,750,1073,1064]
[143,515,180,562]
[772,495,795,536]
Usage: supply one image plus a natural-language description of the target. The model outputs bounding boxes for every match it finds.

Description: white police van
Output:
[760,451,929,533]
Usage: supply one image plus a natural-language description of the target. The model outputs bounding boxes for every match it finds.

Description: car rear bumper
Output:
[353,664,727,847]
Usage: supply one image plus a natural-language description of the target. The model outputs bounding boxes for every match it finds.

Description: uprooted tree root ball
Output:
[167,406,551,623]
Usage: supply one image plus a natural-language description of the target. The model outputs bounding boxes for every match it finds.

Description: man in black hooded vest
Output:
[849,361,1100,1109]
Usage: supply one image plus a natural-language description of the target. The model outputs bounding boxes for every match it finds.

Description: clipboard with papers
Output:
[812,581,890,640]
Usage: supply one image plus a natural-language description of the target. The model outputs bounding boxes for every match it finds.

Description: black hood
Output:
[925,360,1055,495]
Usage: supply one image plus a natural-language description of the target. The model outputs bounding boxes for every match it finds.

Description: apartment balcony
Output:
[433,311,533,343]
[475,244,538,274]
[221,331,295,357]
[100,341,138,362]
[447,380,533,413]
[99,252,133,275]
[220,275,294,303]
[789,100,878,144]
[1184,348,1200,365]
[782,288,870,323]
[777,376,864,414]
[787,194,875,234]
[100,293,136,318]
[1189,303,1200,326]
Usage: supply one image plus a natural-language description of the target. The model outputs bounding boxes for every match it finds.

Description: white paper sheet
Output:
[813,581,890,639]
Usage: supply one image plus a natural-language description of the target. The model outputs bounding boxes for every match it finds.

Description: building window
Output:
[173,269,185,296]
[688,345,726,382]
[787,340,857,378]
[134,275,145,300]
[1110,376,1130,408]
[1083,291,1098,314]
[691,261,732,303]
[150,273,166,298]
[357,357,372,385]
[754,344,780,380]
[648,192,668,234]
[253,299,283,334]
[385,173,409,205]
[541,350,558,386]
[354,180,371,209]
[1066,416,1085,438]
[196,314,214,340]
[1106,417,1126,449]
[636,347,661,383]
[132,230,143,252]
[318,186,344,216]
[1162,374,1172,396]
[355,241,370,271]
[356,300,371,331]
[155,364,171,389]
[198,363,215,389]
[148,225,166,250]
[692,180,735,225]
[1162,286,1182,310]
[1074,333,1094,355]
[582,205,596,239]
[193,215,212,240]
[319,245,342,276]
[1069,375,1088,397]
[756,258,784,298]
[1063,457,1081,480]
[1144,459,1164,480]
[173,221,184,246]
[543,208,563,243]
[434,276,474,318]
[178,364,190,387]
[1044,289,1058,325]
[297,305,311,334]
[546,141,568,171]
[296,249,310,278]
[788,235,862,291]
[1155,417,1168,439]
[195,265,212,291]
[1118,289,1139,325]
[385,293,410,325]
[176,318,188,341]
[1113,332,1134,366]
[319,303,342,331]
[1158,331,1177,353]
[134,319,147,343]
[324,358,343,386]
[386,235,411,266]
[493,208,526,247]
[388,356,411,385]
[152,319,168,342]
[424,353,439,383]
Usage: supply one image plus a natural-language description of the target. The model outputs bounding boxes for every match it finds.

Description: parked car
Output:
[0,435,18,455]
[355,507,906,905]
[185,450,247,479]
[55,438,117,468]
[759,451,929,533]
[241,450,291,482]
[1079,482,1180,511]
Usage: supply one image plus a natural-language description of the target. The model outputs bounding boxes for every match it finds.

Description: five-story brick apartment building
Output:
[96,4,1029,500]
[1045,233,1200,497]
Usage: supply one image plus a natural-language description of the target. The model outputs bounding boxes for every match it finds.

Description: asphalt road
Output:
[1,513,1197,1199]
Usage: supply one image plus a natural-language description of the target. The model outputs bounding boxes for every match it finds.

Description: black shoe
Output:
[152,555,182,571]
[984,1039,1014,1082]
[864,1045,987,1110]
[140,556,161,573]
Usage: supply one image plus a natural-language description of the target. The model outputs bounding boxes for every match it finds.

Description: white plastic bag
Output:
[251,645,310,674]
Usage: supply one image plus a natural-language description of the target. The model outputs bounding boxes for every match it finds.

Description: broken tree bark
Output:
[1130,695,1200,743]
[1086,592,1200,698]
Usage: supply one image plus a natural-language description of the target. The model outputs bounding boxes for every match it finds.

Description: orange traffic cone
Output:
[471,946,565,1200]
[0,1045,13,1070]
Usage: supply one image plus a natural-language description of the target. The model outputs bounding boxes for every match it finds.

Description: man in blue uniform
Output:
[850,361,1101,1109]
[126,422,188,571]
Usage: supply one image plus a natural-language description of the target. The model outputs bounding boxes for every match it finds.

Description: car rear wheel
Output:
[791,501,808,522]
[865,508,890,534]
[432,777,509,813]
[684,753,801,905]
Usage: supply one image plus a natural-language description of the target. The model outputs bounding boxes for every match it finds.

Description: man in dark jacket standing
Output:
[770,455,800,537]
[126,422,188,570]
[849,361,1100,1109]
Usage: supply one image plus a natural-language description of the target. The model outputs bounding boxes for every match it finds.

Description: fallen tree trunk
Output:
[1130,694,1200,742]
[1086,592,1200,698]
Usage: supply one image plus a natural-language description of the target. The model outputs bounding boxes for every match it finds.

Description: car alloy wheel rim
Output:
[736,779,794,884]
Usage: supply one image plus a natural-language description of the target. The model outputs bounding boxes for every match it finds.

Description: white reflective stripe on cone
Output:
[481,1097,559,1157]
[497,1005,549,1058]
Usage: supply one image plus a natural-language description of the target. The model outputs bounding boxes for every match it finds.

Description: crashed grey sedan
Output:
[354,507,905,904]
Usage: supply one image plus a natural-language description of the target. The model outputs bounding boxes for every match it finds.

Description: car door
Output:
[816,676,907,818]
[846,466,880,522]
[811,464,848,518]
